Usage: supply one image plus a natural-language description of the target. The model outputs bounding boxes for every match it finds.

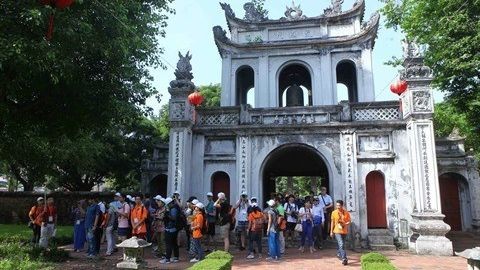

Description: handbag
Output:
[294,223,303,232]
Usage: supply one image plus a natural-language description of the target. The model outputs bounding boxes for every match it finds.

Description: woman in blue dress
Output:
[73,200,87,252]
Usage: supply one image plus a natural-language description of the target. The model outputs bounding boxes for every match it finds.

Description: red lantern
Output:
[55,0,74,9]
[390,80,408,96]
[188,91,204,107]
[39,0,75,41]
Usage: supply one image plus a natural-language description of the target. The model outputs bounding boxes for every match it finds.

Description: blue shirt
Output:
[206,201,216,223]
[85,204,100,230]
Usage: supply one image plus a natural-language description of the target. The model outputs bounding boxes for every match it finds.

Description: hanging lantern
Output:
[390,80,408,96]
[39,0,75,41]
[188,91,204,107]
[55,0,74,9]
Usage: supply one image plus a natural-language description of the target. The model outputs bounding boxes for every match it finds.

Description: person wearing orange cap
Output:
[131,196,148,240]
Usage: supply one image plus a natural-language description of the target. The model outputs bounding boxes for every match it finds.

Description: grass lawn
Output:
[0,224,73,239]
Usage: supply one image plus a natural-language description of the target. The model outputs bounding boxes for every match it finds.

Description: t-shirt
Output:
[106,206,117,227]
[284,202,298,223]
[29,205,45,226]
[330,209,351,235]
[131,205,148,234]
[276,204,285,216]
[312,203,325,222]
[85,204,100,230]
[206,201,216,223]
[192,212,204,239]
[299,207,314,222]
[218,201,231,226]
[236,201,249,222]
[320,194,333,213]
[118,202,131,228]
[267,209,278,233]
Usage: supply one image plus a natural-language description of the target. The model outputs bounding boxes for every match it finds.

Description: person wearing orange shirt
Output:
[29,197,46,246]
[39,197,57,249]
[131,196,148,240]
[190,202,205,263]
[330,200,351,266]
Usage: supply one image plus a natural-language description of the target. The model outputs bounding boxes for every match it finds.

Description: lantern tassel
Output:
[46,13,55,41]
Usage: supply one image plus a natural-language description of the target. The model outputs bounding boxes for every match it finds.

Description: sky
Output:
[147,0,444,115]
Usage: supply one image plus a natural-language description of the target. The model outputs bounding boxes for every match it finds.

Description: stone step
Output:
[370,244,396,251]
[368,229,392,236]
[367,235,394,245]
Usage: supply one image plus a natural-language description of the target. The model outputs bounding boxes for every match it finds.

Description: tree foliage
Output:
[199,84,221,108]
[381,0,480,130]
[0,0,174,190]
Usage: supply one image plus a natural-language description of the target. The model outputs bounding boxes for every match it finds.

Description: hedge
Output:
[188,251,233,270]
[360,252,397,270]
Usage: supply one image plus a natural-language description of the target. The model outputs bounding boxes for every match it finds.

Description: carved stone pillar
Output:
[167,52,195,198]
[400,40,453,255]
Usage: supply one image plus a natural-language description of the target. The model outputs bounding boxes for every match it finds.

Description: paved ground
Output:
[57,243,468,270]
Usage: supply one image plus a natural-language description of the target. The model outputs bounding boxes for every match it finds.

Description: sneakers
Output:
[246,254,255,259]
[159,259,170,264]
[172,257,179,263]
[190,258,199,263]
[342,259,348,265]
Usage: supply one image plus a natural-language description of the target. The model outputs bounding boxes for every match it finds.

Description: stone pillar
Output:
[286,176,293,194]
[400,40,453,256]
[167,52,195,198]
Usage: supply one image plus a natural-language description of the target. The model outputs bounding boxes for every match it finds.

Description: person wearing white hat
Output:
[190,202,205,262]
[160,197,180,264]
[214,192,231,252]
[233,191,250,251]
[266,199,281,261]
[112,192,122,210]
[205,192,216,252]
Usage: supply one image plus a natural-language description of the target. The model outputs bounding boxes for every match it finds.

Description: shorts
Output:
[286,222,297,232]
[235,221,248,233]
[220,223,230,238]
[118,227,129,237]
[208,222,216,236]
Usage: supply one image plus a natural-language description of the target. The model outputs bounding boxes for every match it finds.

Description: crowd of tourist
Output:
[27,186,351,266]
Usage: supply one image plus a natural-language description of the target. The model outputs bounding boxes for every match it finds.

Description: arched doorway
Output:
[366,171,387,228]
[261,144,329,204]
[212,171,230,201]
[149,174,168,197]
[236,66,255,107]
[278,64,312,107]
[336,60,358,102]
[439,173,470,231]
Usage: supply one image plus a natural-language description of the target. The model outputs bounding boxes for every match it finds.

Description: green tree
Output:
[0,0,174,190]
[381,0,480,131]
[199,84,222,108]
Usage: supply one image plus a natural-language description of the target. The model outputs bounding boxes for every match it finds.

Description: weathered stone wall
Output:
[0,192,134,225]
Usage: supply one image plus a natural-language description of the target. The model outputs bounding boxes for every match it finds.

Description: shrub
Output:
[205,251,233,260]
[0,258,53,270]
[361,252,389,264]
[189,251,234,270]
[361,252,397,270]
[188,259,231,270]
[362,262,397,270]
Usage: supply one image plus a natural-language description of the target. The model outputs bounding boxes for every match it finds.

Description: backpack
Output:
[200,212,209,235]
[275,210,287,231]
[174,205,187,231]
[251,213,264,232]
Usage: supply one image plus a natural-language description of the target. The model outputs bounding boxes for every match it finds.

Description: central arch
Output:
[260,143,330,205]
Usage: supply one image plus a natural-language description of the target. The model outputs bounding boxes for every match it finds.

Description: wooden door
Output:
[212,172,230,201]
[440,175,462,231]
[366,171,387,228]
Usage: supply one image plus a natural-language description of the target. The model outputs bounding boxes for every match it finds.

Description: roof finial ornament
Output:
[284,0,306,21]
[170,51,195,90]
[324,0,344,15]
[243,2,268,22]
[220,3,235,18]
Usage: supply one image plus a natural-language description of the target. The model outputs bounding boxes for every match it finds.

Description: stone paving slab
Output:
[58,243,467,270]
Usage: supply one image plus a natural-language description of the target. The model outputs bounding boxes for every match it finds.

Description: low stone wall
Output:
[0,191,132,225]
